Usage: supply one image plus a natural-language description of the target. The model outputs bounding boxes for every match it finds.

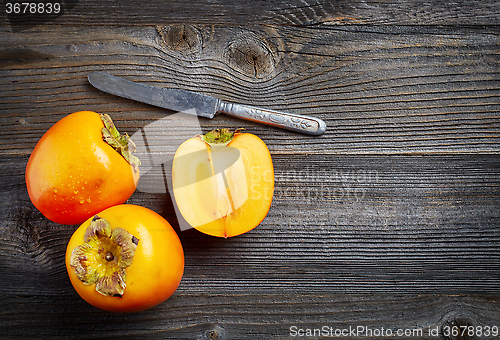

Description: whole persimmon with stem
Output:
[66,204,184,312]
[25,111,141,225]
[172,129,274,237]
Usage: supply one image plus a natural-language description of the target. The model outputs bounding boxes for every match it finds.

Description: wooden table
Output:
[1,1,499,339]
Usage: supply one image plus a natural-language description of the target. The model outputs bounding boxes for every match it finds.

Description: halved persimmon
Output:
[172,129,274,237]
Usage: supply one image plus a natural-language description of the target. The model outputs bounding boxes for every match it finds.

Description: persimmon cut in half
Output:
[172,129,274,238]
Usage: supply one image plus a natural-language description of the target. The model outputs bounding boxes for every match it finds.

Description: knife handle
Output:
[218,102,326,136]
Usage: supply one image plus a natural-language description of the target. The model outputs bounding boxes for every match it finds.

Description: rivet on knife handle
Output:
[218,102,327,136]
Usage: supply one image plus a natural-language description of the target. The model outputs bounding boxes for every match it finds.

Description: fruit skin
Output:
[25,111,139,225]
[65,204,184,313]
[172,129,274,238]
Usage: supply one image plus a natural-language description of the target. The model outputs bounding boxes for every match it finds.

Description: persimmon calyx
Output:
[100,113,141,173]
[201,128,244,147]
[69,215,139,297]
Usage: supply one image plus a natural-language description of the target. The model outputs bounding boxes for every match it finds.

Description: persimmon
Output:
[172,129,274,237]
[25,111,140,225]
[65,204,184,312]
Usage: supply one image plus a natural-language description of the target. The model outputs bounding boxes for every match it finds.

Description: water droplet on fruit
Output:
[79,199,85,204]
[53,189,58,194]
[87,198,91,203]
[74,190,79,194]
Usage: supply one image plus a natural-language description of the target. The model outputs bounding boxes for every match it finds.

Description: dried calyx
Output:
[201,128,244,147]
[100,113,141,173]
[70,215,139,297]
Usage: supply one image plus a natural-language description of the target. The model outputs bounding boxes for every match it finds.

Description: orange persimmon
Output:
[66,204,184,312]
[172,129,274,237]
[25,111,140,225]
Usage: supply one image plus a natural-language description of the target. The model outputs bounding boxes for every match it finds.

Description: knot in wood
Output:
[441,311,478,340]
[208,330,218,340]
[225,34,275,79]
[157,24,201,55]
[205,325,225,340]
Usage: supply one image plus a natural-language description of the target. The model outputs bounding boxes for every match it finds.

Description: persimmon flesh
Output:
[172,129,274,237]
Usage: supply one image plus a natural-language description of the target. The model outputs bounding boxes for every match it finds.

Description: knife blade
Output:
[88,71,326,135]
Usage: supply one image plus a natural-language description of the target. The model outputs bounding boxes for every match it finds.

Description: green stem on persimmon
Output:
[70,215,139,297]
[201,128,244,147]
[100,114,141,173]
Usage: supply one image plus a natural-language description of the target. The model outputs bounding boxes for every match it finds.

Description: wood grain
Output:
[1,25,499,155]
[1,0,500,338]
[2,154,499,296]
[1,0,499,28]
[1,294,500,339]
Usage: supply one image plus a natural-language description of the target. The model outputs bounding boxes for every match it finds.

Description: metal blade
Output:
[88,72,218,119]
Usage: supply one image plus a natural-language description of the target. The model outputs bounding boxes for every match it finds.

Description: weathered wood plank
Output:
[1,25,499,155]
[1,0,499,29]
[1,293,500,339]
[1,1,500,338]
[2,154,499,297]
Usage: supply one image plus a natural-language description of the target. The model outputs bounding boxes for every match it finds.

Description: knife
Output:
[88,72,326,136]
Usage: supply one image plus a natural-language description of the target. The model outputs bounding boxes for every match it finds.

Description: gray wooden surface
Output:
[1,0,499,339]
